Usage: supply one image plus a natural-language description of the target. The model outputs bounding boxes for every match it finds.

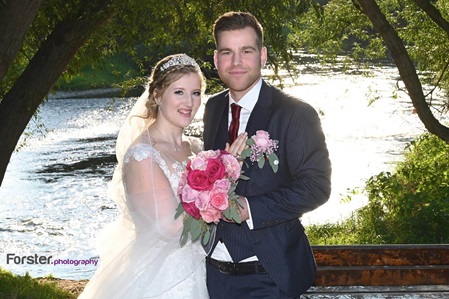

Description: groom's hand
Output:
[238,196,250,221]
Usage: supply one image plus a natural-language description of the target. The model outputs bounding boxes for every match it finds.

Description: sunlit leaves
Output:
[307,133,449,245]
[298,0,449,105]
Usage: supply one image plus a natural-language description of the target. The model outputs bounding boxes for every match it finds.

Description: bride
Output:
[78,54,209,298]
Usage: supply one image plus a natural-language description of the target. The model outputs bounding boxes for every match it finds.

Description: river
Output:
[0,58,447,280]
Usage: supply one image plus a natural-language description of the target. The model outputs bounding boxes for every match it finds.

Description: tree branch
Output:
[0,0,117,185]
[0,0,43,83]
[356,0,449,143]
[412,0,449,36]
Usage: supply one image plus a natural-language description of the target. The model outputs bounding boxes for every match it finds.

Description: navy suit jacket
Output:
[203,80,332,296]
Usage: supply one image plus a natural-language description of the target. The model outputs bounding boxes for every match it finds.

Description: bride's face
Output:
[158,73,202,129]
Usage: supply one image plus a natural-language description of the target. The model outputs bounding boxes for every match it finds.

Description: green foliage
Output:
[295,0,385,61]
[307,133,449,244]
[296,0,449,101]
[1,0,319,96]
[306,219,361,245]
[390,0,449,97]
[362,133,449,243]
[56,53,139,90]
[0,268,76,299]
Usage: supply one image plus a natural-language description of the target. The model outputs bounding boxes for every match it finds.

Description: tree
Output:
[0,0,311,186]
[3,0,448,187]
[356,0,449,141]
[297,0,449,142]
[0,0,116,187]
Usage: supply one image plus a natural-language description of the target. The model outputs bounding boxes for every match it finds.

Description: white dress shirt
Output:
[211,78,262,263]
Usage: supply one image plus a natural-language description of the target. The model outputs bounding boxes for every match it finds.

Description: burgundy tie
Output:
[228,103,242,143]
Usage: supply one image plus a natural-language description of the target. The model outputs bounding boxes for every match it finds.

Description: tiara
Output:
[160,54,199,71]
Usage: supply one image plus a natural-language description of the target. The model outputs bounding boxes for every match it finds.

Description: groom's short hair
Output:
[213,11,264,50]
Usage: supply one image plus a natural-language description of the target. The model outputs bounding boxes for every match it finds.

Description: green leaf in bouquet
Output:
[184,214,193,227]
[222,208,232,220]
[190,219,202,241]
[202,229,211,246]
[180,216,192,247]
[239,174,250,180]
[229,192,239,201]
[246,138,255,146]
[240,147,252,159]
[235,196,245,207]
[174,202,185,219]
[231,207,241,223]
[228,184,236,194]
[180,231,188,247]
[258,156,265,169]
[268,153,279,173]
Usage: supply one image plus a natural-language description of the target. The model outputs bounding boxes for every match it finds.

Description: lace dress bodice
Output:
[124,143,187,195]
[79,136,207,299]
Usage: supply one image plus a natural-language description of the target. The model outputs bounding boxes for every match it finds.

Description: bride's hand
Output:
[225,132,248,158]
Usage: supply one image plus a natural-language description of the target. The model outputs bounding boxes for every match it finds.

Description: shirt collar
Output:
[229,78,262,111]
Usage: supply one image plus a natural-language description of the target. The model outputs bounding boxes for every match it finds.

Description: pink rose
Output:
[253,130,271,151]
[214,179,231,193]
[182,201,201,220]
[201,206,221,223]
[181,184,198,203]
[187,169,213,191]
[209,191,229,211]
[195,191,210,211]
[206,158,225,182]
[198,150,220,160]
[190,156,207,170]
[220,154,241,181]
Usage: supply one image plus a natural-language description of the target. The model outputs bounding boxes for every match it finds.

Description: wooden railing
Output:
[305,244,449,297]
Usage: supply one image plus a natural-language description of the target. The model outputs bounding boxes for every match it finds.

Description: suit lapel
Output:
[205,92,229,150]
[239,81,273,191]
[245,81,273,140]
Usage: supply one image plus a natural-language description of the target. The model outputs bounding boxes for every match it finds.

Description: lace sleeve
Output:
[122,144,182,239]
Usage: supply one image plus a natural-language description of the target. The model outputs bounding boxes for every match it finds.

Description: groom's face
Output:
[214,26,267,101]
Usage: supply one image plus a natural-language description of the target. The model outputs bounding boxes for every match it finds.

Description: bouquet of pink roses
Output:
[175,149,248,246]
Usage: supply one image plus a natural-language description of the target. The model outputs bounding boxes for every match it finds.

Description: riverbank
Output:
[0,268,87,299]
[50,87,144,99]
[37,277,87,297]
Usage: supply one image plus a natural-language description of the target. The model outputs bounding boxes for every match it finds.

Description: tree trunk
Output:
[0,0,43,82]
[412,0,449,36]
[357,0,449,143]
[0,0,116,186]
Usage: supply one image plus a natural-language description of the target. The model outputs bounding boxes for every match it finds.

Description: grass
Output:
[0,269,77,299]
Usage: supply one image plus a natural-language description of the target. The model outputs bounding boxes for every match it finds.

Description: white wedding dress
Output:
[78,136,209,299]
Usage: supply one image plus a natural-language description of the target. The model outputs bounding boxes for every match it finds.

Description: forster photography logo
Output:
[6,253,98,267]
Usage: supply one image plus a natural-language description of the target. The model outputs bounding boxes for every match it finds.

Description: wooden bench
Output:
[304,244,449,298]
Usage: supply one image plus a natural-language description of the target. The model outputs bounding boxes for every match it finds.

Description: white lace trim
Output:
[124,143,187,195]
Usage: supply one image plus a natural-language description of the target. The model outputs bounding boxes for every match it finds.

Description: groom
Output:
[203,11,332,298]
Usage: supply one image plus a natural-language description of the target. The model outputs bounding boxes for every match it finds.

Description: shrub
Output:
[307,133,449,244]
[0,269,75,299]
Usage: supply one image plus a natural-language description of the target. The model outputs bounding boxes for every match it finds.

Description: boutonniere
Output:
[241,130,279,173]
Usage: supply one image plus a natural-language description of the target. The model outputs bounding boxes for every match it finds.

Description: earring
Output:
[155,97,161,106]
